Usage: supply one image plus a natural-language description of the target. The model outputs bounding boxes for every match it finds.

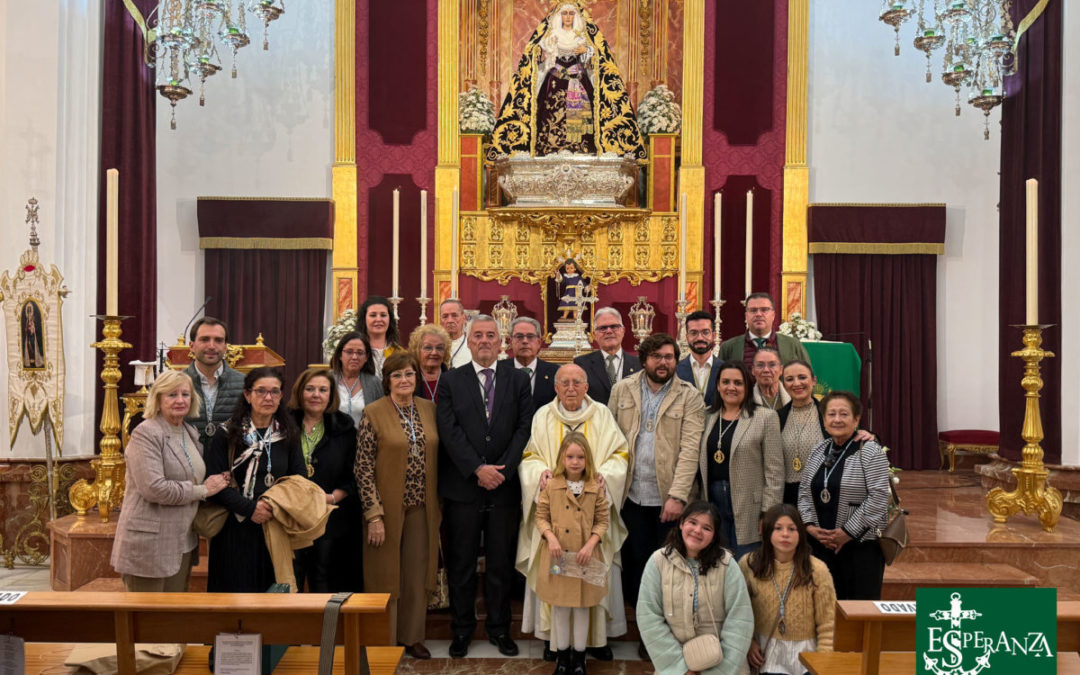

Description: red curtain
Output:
[198,199,334,388]
[97,0,158,433]
[998,0,1062,463]
[809,205,945,470]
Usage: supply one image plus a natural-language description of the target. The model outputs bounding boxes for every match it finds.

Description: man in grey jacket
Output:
[184,317,245,447]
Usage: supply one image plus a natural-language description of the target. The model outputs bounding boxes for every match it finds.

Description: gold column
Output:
[332,0,358,318]
[436,0,462,302]
[781,0,810,320]
[679,0,705,310]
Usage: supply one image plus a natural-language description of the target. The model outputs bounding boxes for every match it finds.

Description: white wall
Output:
[1060,4,1079,466]
[808,1,1002,436]
[0,0,101,459]
[155,0,335,344]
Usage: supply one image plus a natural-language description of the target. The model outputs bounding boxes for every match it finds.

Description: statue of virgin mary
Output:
[487,2,646,161]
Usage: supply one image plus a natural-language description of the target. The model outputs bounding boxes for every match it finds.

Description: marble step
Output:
[881,561,1037,600]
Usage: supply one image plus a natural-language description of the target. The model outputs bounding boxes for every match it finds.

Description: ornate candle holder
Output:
[417,295,431,325]
[628,296,655,349]
[986,325,1063,532]
[388,295,403,323]
[491,295,518,356]
[674,299,690,356]
[69,315,133,522]
[709,298,726,356]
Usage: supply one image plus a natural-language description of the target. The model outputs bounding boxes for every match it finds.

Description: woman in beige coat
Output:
[354,352,441,659]
[110,370,229,591]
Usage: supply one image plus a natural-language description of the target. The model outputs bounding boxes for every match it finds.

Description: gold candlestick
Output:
[69,316,132,522]
[986,325,1063,532]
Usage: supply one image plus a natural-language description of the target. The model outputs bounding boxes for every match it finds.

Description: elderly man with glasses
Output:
[573,306,641,405]
[502,316,560,408]
[515,363,630,661]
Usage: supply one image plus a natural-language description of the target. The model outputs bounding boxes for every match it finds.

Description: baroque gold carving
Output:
[515,245,530,268]
[635,220,650,242]
[490,220,504,242]
[662,218,676,242]
[662,246,677,269]
[639,0,652,76]
[463,245,476,268]
[462,217,477,241]
[607,224,623,243]
[610,245,623,268]
[478,0,489,76]
[635,246,649,268]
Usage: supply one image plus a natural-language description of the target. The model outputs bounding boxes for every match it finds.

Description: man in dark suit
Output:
[437,315,535,658]
[718,292,810,371]
[675,309,723,407]
[573,306,641,405]
[504,316,559,408]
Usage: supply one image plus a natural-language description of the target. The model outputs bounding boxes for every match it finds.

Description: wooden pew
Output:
[800,599,1080,675]
[0,591,395,675]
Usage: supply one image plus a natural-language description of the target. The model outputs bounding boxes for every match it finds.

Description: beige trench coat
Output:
[535,476,609,608]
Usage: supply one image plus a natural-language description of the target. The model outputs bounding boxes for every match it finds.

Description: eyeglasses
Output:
[512,333,539,341]
[746,307,773,315]
[594,324,621,333]
[343,349,367,358]
[389,370,417,380]
[647,353,676,362]
[753,362,780,371]
[687,329,713,338]
[252,388,282,399]
[420,344,446,353]
[557,379,586,387]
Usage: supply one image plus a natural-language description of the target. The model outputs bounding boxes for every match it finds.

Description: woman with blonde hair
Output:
[407,324,451,403]
[111,370,230,591]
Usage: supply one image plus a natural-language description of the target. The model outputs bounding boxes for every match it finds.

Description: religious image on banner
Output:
[0,199,67,449]
[487,1,646,161]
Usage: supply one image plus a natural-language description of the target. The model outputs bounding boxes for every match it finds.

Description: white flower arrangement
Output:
[323,309,359,361]
[636,84,682,136]
[777,312,823,341]
[458,86,496,135]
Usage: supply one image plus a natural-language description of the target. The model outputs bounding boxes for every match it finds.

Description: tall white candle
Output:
[713,191,722,302]
[106,168,119,315]
[420,189,428,299]
[1025,178,1039,324]
[745,189,754,299]
[679,193,687,302]
[451,186,460,298]
[392,189,400,297]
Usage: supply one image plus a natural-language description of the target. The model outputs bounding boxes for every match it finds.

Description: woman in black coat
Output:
[288,367,360,592]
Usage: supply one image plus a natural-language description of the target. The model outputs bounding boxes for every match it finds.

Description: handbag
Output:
[427,543,450,610]
[192,439,237,540]
[682,577,724,672]
[857,441,909,566]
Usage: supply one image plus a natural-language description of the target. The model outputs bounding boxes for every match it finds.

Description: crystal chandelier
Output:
[151,0,286,129]
[880,0,1015,140]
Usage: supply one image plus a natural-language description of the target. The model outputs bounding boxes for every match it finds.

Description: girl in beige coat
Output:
[536,432,609,675]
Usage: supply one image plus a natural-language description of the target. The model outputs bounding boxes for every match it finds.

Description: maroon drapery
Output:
[97,0,157,432]
[809,205,945,470]
[198,199,334,388]
[998,1,1062,463]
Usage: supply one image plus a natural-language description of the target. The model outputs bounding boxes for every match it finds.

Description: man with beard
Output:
[516,363,629,661]
[184,317,245,448]
[718,292,810,371]
[608,333,704,658]
[675,310,722,406]
[751,346,791,411]
[440,299,473,368]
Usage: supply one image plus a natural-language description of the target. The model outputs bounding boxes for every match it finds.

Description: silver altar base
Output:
[548,319,591,352]
[493,151,637,207]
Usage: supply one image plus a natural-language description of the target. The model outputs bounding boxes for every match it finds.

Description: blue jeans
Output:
[707,480,761,560]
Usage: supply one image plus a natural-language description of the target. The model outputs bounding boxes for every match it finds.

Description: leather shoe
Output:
[488,634,519,656]
[403,642,431,660]
[587,645,613,661]
[638,640,651,661]
[543,640,556,661]
[449,635,471,658]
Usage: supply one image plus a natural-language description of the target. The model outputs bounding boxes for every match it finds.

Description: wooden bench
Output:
[0,591,395,675]
[882,562,1038,600]
[24,643,403,674]
[799,599,1080,675]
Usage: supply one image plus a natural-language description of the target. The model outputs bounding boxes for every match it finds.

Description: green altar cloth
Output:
[802,340,861,397]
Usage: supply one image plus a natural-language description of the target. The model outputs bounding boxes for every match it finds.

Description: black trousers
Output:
[810,536,885,600]
[443,498,520,637]
[620,500,676,607]
[293,536,341,593]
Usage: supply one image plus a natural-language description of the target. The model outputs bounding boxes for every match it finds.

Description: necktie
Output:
[605,354,618,385]
[481,368,495,419]
[754,337,767,349]
[522,367,534,393]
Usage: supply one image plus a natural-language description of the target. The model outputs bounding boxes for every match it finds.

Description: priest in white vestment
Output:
[516,363,630,652]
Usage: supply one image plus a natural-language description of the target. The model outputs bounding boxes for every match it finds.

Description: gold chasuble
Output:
[515,397,630,644]
[487,2,646,161]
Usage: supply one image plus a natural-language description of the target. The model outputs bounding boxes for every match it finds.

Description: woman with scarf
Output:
[205,367,305,592]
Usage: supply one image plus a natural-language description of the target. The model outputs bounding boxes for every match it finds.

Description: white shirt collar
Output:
[472,360,497,375]
[516,358,539,371]
[690,354,713,371]
[196,361,224,386]
[748,330,773,341]
[601,348,623,361]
